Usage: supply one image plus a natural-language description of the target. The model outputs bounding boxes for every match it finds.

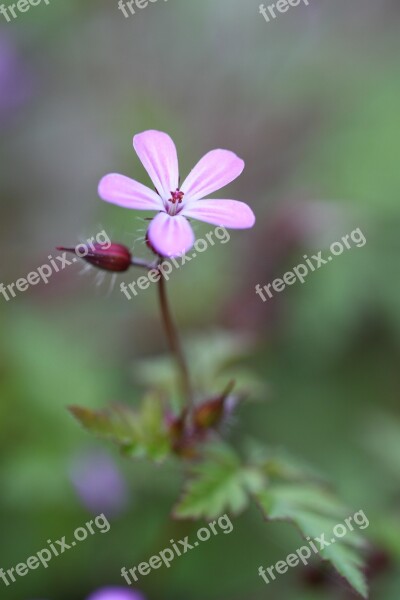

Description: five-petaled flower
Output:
[98,130,255,258]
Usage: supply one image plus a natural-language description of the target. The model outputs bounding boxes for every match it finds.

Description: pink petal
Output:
[147,212,195,258]
[180,150,244,202]
[133,130,179,202]
[182,199,255,229]
[98,174,163,211]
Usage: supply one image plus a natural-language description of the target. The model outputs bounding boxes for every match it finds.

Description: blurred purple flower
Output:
[98,130,255,258]
[86,587,146,600]
[0,31,33,122]
[70,450,128,516]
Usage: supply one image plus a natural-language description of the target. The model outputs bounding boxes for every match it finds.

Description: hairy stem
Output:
[157,273,193,413]
[130,257,158,270]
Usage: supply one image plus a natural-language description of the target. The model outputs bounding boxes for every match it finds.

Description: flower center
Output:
[170,189,184,204]
[167,188,184,215]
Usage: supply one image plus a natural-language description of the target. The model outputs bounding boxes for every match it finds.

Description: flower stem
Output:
[157,273,193,413]
[130,257,158,270]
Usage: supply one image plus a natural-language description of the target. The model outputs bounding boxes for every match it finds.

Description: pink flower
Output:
[98,130,255,258]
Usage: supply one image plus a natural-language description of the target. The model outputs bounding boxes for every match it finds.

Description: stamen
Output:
[170,189,184,204]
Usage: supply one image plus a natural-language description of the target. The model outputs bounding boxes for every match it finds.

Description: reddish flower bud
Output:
[194,398,225,429]
[194,381,236,430]
[165,411,197,459]
[57,243,132,272]
[166,382,237,460]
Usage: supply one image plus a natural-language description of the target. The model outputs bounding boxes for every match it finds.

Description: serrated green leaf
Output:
[69,404,137,444]
[261,484,350,521]
[256,484,368,598]
[125,394,171,461]
[69,394,171,462]
[174,444,265,520]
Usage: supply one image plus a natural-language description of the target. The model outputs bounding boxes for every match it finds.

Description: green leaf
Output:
[69,405,135,443]
[255,483,368,598]
[174,444,265,520]
[69,393,171,462]
[127,393,172,461]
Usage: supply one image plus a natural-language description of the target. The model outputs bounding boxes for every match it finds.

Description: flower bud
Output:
[57,243,132,272]
[193,398,225,429]
[194,381,236,430]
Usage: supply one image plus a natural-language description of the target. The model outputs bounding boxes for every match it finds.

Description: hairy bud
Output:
[57,243,132,272]
[194,381,236,430]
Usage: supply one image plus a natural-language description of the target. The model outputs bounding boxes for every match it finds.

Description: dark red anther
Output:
[170,189,184,204]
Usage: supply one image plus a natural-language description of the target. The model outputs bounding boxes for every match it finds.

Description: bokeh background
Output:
[1,0,400,598]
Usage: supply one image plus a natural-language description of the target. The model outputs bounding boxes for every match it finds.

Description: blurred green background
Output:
[1,0,400,598]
